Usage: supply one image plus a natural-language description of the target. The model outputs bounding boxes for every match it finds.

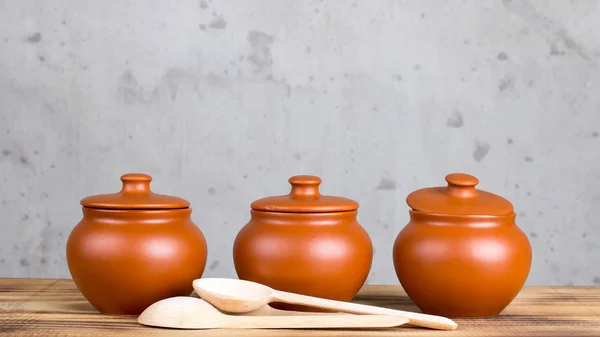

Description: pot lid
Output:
[80,173,190,210]
[406,173,514,215]
[250,175,359,213]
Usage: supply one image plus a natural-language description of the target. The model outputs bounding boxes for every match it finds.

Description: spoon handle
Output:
[224,314,408,329]
[271,290,457,331]
[240,306,346,316]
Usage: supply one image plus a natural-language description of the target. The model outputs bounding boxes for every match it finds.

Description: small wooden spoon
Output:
[193,278,457,331]
[138,297,408,330]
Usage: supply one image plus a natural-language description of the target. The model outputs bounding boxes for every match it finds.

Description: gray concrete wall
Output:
[1,0,599,285]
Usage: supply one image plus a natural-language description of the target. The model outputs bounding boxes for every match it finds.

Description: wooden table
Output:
[0,279,599,336]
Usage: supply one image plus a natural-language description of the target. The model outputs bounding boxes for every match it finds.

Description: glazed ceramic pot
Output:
[393,173,532,318]
[66,173,207,315]
[233,175,373,311]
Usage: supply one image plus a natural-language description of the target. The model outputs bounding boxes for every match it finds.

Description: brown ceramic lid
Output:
[80,173,190,210]
[251,175,359,213]
[406,173,514,215]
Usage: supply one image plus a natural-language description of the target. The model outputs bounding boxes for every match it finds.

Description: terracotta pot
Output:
[66,173,207,315]
[393,173,532,318]
[233,175,373,311]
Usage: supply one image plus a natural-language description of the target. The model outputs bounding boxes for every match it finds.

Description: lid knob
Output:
[444,173,479,198]
[288,175,321,198]
[120,173,152,194]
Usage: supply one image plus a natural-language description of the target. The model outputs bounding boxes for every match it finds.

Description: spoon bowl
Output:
[138,296,220,329]
[193,278,271,313]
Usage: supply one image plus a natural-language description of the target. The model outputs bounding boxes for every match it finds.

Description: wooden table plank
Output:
[0,279,599,336]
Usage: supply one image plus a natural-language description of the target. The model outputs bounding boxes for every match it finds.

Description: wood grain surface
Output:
[0,278,599,336]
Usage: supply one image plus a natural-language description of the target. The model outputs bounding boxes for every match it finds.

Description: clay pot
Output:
[233,175,373,311]
[393,173,532,318]
[66,173,207,315]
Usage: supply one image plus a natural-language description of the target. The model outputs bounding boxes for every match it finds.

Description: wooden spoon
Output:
[193,278,457,331]
[138,296,408,330]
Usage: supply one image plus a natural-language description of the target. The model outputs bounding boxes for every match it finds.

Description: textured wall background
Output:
[1,0,599,285]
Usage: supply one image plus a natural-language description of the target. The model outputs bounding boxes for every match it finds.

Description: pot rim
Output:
[82,206,192,211]
[80,207,193,222]
[251,209,358,215]
[409,209,517,219]
[82,206,189,211]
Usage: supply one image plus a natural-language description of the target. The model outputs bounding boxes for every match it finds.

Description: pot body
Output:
[233,210,372,310]
[393,211,532,318]
[66,207,207,315]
